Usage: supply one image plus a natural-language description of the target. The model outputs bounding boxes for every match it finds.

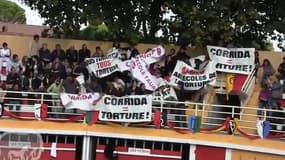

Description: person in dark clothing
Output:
[63,75,79,94]
[5,83,22,111]
[173,81,187,127]
[254,51,260,77]
[39,43,53,64]
[7,67,20,87]
[277,56,285,79]
[78,44,91,63]
[270,102,285,133]
[52,44,65,61]
[66,45,78,63]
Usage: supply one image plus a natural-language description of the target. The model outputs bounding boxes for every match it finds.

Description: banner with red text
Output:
[119,46,165,71]
[119,58,160,91]
[60,93,101,111]
[85,57,122,78]
[136,45,165,65]
[169,61,216,90]
[207,46,255,74]
[96,95,152,122]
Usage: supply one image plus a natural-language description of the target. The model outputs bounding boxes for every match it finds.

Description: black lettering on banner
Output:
[113,113,119,119]
[209,73,216,79]
[212,48,251,58]
[139,112,145,119]
[132,113,139,119]
[101,112,107,118]
[104,97,148,105]
[85,59,95,65]
[104,97,111,105]
[106,112,112,119]
[101,112,147,120]
[216,63,250,72]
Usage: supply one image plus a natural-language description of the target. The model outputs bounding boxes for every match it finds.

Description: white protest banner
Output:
[60,93,101,111]
[137,45,165,65]
[97,95,152,122]
[85,57,122,78]
[153,86,177,101]
[170,61,216,90]
[207,45,255,74]
[125,58,160,91]
[119,46,165,71]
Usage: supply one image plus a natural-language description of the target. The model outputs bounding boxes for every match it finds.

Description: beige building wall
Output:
[0,34,206,58]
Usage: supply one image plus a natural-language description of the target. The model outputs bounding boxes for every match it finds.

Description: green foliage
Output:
[21,0,285,49]
[0,0,26,23]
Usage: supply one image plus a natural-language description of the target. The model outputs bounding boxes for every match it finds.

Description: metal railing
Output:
[0,90,284,140]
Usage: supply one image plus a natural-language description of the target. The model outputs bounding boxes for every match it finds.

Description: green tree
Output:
[0,0,26,23]
[22,0,285,49]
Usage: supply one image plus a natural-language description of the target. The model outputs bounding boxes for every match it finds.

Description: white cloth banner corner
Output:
[50,142,57,158]
[34,104,41,120]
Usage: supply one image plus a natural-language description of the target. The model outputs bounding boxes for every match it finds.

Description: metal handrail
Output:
[0,90,284,139]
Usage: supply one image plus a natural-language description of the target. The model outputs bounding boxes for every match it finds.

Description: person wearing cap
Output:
[277,56,285,79]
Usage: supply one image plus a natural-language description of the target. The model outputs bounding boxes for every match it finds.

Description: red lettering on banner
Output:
[181,66,205,75]
[135,59,146,75]
[144,75,156,90]
[96,60,111,69]
[69,94,92,100]
[138,47,161,59]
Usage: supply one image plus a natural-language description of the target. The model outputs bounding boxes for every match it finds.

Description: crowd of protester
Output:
[257,52,285,131]
[1,34,284,130]
[0,34,209,122]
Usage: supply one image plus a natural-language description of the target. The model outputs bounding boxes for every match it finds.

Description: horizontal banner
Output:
[60,93,101,111]
[85,57,122,78]
[96,95,152,122]
[207,45,255,74]
[170,61,216,90]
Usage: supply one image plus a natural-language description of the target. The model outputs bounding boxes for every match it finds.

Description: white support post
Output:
[81,135,91,160]
[189,144,196,160]
[225,148,232,160]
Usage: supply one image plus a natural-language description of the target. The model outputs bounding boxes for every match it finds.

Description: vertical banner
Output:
[207,46,255,74]
[119,58,160,91]
[169,61,216,90]
[96,95,153,122]
[226,73,235,99]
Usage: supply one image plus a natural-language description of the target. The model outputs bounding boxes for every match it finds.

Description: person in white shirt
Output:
[28,34,41,57]
[0,42,11,57]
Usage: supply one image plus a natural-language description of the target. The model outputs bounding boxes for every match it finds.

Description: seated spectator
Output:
[7,67,20,87]
[78,44,91,63]
[10,54,21,73]
[66,45,78,63]
[39,43,53,64]
[277,56,285,79]
[127,80,138,95]
[261,59,275,85]
[52,44,65,61]
[47,78,63,107]
[92,46,103,57]
[51,61,66,81]
[32,72,49,92]
[5,83,21,112]
[19,56,29,74]
[0,42,11,57]
[129,48,139,59]
[63,75,79,94]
